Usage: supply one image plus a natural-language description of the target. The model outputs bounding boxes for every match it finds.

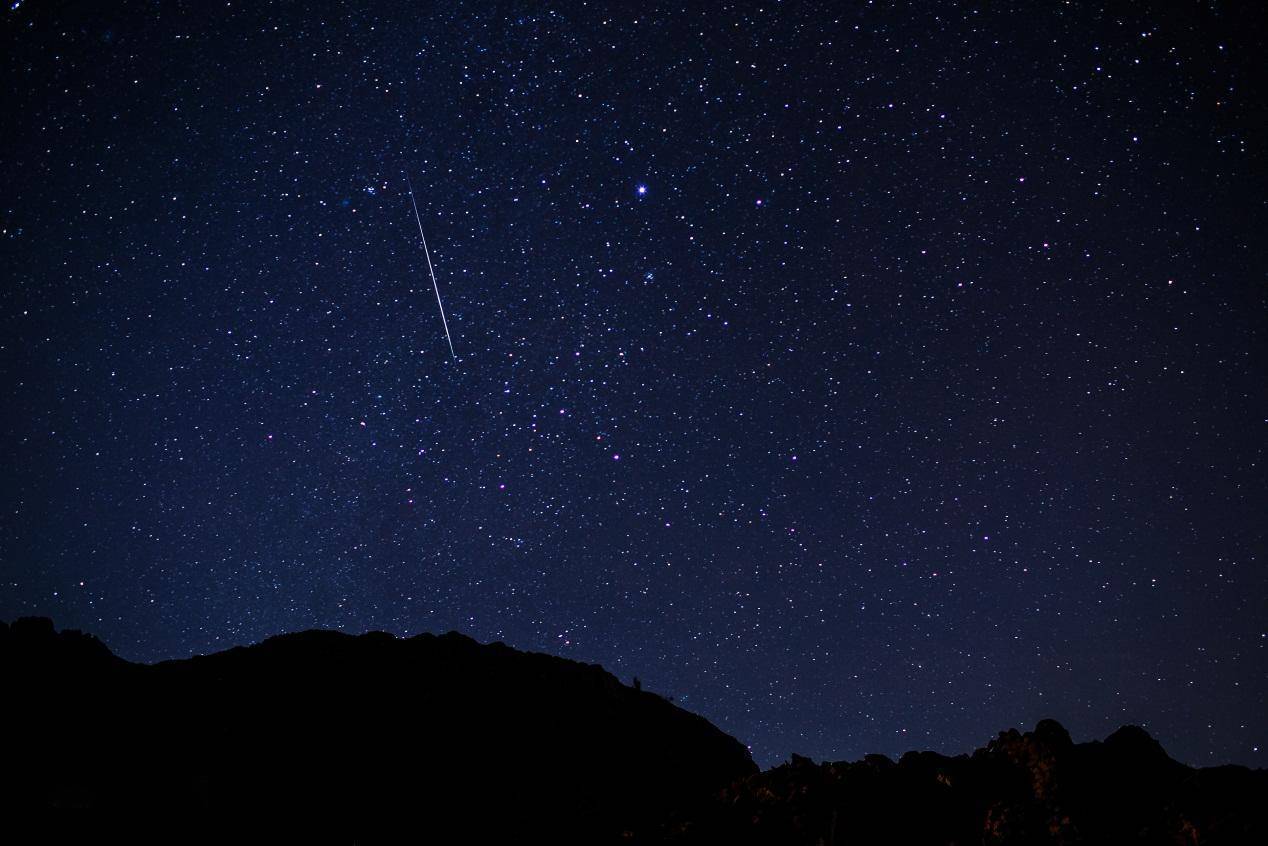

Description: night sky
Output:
[2,1,1264,769]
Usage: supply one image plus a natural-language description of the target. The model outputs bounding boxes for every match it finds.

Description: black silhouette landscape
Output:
[3,618,1264,844]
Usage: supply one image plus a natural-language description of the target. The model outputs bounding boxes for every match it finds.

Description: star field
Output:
[2,1,1265,768]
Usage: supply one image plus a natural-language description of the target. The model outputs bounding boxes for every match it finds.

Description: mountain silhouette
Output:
[663,718,1267,845]
[2,618,1263,844]
[1,616,753,842]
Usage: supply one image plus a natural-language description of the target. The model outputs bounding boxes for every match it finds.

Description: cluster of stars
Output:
[1,0,1263,769]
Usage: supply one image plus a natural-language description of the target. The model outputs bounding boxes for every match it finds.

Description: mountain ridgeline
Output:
[2,618,1263,843]
[2,616,753,841]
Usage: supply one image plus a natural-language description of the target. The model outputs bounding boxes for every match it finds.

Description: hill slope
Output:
[3,618,1263,844]
[1,617,754,841]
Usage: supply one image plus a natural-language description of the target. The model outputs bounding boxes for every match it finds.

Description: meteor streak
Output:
[404,172,456,360]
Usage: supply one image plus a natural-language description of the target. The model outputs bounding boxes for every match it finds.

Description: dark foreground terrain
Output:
[664,719,1266,845]
[3,618,1263,844]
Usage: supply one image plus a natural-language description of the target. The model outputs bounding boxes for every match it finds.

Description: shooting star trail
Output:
[404,171,456,360]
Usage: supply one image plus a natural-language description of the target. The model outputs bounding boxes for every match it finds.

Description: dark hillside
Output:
[3,618,1263,844]
[1,617,754,842]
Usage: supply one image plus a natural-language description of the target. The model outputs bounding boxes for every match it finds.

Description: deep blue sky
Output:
[2,1,1264,769]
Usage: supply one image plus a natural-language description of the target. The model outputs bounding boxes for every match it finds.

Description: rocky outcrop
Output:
[661,719,1266,845]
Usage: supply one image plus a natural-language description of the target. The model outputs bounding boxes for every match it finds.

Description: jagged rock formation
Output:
[660,718,1267,845]
[0,617,755,842]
